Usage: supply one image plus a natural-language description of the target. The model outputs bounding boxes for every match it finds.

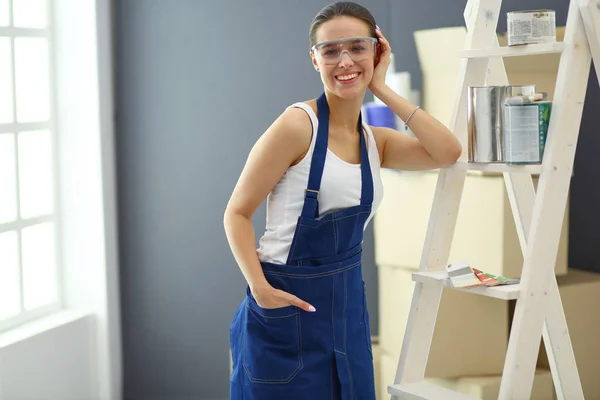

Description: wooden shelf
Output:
[388,381,479,400]
[459,41,565,58]
[412,271,521,301]
[448,161,542,174]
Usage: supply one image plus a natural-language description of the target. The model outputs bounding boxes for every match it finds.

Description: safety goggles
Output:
[311,37,378,65]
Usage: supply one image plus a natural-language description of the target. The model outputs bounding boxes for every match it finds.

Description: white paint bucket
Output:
[507,10,556,46]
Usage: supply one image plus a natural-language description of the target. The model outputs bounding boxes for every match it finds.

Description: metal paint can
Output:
[507,10,556,46]
[502,101,552,164]
[467,85,536,163]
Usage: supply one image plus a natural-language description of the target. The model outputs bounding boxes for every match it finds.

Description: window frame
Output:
[0,0,64,333]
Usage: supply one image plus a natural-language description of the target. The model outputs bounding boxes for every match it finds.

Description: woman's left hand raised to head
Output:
[369,25,392,94]
[366,26,463,171]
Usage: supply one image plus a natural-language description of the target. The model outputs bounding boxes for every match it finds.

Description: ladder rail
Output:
[392,168,465,386]
[542,280,584,399]
[447,1,494,158]
[498,0,592,397]
[485,10,583,394]
[503,172,583,399]
[392,0,501,392]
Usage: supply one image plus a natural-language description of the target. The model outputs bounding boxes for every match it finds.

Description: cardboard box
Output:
[537,269,600,399]
[380,350,555,400]
[414,27,467,128]
[378,263,509,379]
[373,169,569,279]
[428,370,555,400]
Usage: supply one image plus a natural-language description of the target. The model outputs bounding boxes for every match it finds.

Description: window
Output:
[0,0,61,332]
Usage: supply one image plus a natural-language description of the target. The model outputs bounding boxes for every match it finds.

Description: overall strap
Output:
[300,93,329,218]
[300,93,375,218]
[359,115,374,207]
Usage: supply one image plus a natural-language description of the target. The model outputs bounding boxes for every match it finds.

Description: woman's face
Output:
[311,16,377,100]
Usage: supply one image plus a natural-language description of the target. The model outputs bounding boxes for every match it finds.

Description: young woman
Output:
[224,2,462,398]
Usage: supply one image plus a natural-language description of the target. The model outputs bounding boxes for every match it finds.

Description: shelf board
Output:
[388,381,479,400]
[459,41,565,58]
[412,271,521,301]
[448,161,542,174]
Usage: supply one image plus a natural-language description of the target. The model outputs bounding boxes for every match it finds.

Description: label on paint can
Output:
[507,10,556,46]
[503,101,551,164]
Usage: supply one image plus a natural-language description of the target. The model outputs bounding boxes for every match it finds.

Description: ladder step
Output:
[459,41,565,58]
[412,271,521,300]
[388,381,479,400]
[448,161,542,174]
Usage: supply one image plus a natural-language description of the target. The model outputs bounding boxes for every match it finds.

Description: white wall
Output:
[0,1,121,399]
[0,312,96,400]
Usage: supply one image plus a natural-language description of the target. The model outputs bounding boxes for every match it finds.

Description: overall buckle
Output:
[305,189,319,200]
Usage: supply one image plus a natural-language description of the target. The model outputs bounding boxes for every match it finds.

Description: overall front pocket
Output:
[243,297,303,384]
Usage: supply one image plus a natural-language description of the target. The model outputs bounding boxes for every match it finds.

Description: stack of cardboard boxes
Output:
[372,26,600,399]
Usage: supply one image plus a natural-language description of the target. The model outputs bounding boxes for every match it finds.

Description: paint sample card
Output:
[446,261,519,289]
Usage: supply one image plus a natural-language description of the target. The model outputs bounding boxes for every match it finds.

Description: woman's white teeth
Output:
[338,73,358,81]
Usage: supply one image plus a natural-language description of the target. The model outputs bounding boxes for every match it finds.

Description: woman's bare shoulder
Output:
[267,99,318,165]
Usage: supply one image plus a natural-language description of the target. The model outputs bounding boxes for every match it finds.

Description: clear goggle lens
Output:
[312,37,377,65]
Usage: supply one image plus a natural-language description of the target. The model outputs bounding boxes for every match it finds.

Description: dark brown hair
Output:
[309,2,377,47]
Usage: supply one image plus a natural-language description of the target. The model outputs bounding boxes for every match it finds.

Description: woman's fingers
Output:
[376,25,391,55]
[281,290,316,312]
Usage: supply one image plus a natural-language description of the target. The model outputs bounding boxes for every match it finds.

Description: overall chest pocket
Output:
[288,210,369,264]
[243,297,303,384]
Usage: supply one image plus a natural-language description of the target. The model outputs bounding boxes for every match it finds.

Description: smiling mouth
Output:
[335,72,361,83]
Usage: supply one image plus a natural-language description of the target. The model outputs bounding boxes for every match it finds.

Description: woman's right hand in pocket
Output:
[252,285,316,312]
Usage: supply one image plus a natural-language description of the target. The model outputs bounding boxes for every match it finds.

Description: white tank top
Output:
[257,102,384,265]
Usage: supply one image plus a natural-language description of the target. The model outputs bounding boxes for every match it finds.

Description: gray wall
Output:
[114,1,597,399]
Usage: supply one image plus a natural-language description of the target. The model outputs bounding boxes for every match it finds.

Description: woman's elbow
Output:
[223,204,238,231]
[439,141,462,166]
[449,141,462,162]
[223,204,252,230]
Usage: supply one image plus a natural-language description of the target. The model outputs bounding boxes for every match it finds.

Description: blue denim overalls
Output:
[230,92,376,399]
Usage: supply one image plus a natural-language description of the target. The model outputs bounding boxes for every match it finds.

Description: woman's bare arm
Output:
[223,106,316,312]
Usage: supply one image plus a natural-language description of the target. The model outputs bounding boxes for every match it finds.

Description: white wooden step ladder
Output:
[388,0,600,399]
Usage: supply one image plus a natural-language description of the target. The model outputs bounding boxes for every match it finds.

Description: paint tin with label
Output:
[507,10,556,46]
[467,85,536,163]
[502,101,551,164]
